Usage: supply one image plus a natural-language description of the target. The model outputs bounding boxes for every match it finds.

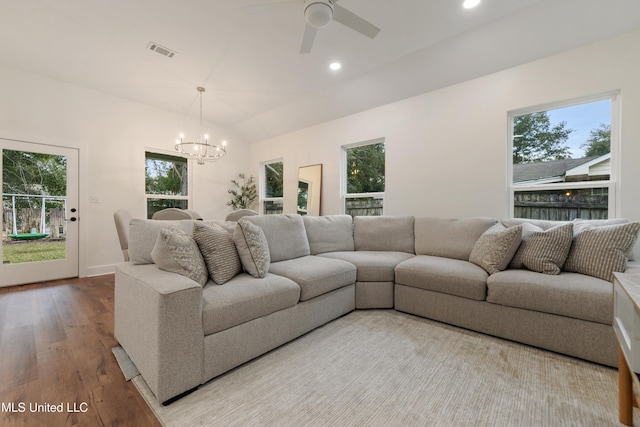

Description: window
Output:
[145,151,189,219]
[297,180,309,215]
[342,139,385,216]
[509,94,618,221]
[261,160,283,215]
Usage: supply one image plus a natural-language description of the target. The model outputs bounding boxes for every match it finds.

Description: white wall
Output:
[249,29,640,225]
[3,28,640,277]
[0,65,250,276]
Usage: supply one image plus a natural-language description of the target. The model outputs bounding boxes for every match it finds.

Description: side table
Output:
[613,272,640,425]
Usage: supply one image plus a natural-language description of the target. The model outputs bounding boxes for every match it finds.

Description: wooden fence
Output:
[513,192,608,221]
[346,198,383,217]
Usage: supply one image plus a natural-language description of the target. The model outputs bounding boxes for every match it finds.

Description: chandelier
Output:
[175,86,227,165]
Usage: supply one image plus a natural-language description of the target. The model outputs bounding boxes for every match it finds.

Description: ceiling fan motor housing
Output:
[304,0,334,28]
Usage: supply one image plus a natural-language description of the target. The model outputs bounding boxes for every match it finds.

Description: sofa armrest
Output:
[114,263,204,403]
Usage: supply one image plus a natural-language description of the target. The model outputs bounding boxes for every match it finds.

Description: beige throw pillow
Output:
[510,223,573,275]
[469,223,522,275]
[563,222,640,281]
[233,218,270,278]
[193,222,242,285]
[150,227,209,286]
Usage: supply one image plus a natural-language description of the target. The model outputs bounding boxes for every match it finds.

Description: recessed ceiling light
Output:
[463,0,481,9]
[329,62,342,71]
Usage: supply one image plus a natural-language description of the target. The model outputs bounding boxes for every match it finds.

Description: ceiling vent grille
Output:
[147,42,176,58]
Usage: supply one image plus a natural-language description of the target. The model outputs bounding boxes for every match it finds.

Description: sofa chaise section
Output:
[314,215,415,308]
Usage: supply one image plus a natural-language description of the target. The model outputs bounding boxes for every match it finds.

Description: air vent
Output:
[147,42,176,58]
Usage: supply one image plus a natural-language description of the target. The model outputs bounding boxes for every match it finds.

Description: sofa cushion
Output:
[193,222,242,285]
[233,219,270,278]
[246,214,310,262]
[150,227,209,287]
[303,215,354,254]
[509,223,573,275]
[414,217,497,260]
[563,221,640,281]
[501,218,570,230]
[319,251,414,282]
[202,273,301,335]
[469,223,522,275]
[354,216,415,253]
[268,256,356,301]
[487,269,612,325]
[395,255,488,301]
[128,218,234,264]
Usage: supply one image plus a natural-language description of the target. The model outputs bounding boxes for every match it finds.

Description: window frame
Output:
[260,158,284,215]
[341,138,386,216]
[144,149,192,218]
[507,92,620,219]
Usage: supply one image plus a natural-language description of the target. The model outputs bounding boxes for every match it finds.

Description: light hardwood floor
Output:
[0,275,161,427]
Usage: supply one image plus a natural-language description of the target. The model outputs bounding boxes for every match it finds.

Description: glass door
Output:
[1,139,79,287]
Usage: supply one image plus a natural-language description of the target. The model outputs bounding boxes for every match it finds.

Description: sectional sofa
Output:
[114,213,640,404]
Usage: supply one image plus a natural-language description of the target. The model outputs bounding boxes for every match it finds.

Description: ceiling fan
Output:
[247,0,380,54]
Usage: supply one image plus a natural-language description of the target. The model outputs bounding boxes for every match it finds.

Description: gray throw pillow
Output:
[563,222,640,281]
[469,223,522,275]
[193,222,242,285]
[509,223,573,275]
[233,219,270,278]
[150,227,208,287]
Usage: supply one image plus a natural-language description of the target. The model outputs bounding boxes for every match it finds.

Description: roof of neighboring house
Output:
[513,156,600,184]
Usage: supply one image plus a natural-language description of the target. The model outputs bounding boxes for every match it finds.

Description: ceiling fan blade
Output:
[300,23,318,54]
[333,4,380,39]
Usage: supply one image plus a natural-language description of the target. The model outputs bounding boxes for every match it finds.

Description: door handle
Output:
[66,208,78,222]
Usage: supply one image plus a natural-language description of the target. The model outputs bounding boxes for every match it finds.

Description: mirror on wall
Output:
[297,164,322,216]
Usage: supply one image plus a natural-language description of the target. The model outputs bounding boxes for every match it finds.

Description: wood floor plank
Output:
[0,276,161,427]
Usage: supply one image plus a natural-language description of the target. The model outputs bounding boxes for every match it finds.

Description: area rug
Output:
[120,310,637,426]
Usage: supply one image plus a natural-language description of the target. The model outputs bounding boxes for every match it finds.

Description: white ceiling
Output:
[2,0,640,143]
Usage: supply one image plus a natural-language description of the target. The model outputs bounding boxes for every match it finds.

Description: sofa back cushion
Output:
[501,218,570,230]
[303,215,354,255]
[354,216,415,253]
[245,214,310,262]
[414,217,497,260]
[128,218,234,264]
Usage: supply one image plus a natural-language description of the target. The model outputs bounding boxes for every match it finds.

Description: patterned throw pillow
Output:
[233,218,270,278]
[509,223,573,275]
[563,222,640,281]
[150,227,209,286]
[469,223,522,275]
[193,222,242,285]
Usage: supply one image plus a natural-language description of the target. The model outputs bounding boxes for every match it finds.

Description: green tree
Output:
[3,150,67,196]
[513,112,573,164]
[347,143,385,193]
[145,154,187,196]
[581,123,610,157]
[264,162,283,198]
